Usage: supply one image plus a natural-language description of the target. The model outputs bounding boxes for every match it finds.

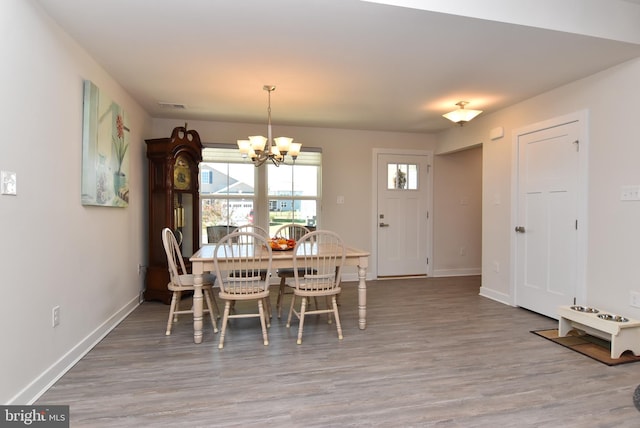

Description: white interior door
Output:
[515,120,582,318]
[377,153,431,277]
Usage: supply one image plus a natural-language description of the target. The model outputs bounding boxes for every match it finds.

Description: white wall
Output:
[437,57,640,318]
[0,0,150,404]
[433,146,483,276]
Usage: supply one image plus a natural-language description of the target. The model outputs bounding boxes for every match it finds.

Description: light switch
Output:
[621,185,640,201]
[337,195,345,204]
[1,171,16,195]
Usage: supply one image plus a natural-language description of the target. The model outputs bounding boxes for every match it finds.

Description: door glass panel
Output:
[387,163,418,190]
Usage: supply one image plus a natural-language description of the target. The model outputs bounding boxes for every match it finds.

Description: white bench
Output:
[558,305,640,359]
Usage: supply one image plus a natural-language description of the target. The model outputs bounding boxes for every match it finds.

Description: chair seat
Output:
[294,285,341,297]
[219,288,270,299]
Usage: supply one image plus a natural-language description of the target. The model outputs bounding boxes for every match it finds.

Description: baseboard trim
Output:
[479,286,512,306]
[433,267,481,277]
[9,296,140,405]
[341,272,376,283]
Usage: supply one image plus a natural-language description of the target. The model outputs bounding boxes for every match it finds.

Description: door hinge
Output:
[573,140,579,152]
[575,219,578,230]
[427,257,429,265]
[426,211,429,219]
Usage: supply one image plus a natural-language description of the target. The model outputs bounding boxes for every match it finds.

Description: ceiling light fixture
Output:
[442,101,482,126]
[237,85,301,167]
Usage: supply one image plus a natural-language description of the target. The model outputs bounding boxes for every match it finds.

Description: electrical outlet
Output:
[52,306,60,327]
[138,264,144,275]
[459,246,466,256]
[631,291,640,308]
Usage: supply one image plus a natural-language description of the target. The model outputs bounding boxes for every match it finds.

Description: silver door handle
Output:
[379,222,390,227]
[515,226,525,233]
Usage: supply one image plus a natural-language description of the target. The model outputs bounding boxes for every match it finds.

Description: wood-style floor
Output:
[37,276,640,427]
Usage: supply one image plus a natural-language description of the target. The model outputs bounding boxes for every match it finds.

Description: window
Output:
[200,148,255,244]
[267,156,320,235]
[387,163,418,190]
[200,146,321,242]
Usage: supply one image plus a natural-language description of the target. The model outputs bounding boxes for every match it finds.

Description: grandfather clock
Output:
[145,125,202,303]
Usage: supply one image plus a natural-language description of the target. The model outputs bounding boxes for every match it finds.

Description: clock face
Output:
[173,155,191,190]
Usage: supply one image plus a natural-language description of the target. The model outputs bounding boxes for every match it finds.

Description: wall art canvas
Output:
[81,80,130,207]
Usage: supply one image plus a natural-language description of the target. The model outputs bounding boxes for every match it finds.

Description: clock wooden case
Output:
[145,125,202,303]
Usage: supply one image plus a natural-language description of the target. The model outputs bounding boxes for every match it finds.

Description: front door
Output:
[515,120,583,318]
[376,152,431,277]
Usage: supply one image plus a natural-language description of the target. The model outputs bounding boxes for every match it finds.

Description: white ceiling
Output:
[35,0,640,133]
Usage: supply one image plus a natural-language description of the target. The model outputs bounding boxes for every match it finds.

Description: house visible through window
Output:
[201,170,213,184]
[267,161,319,234]
[200,146,322,243]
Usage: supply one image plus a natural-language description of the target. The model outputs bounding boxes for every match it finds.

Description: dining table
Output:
[189,243,370,344]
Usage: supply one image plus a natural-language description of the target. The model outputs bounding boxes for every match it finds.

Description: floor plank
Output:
[37,276,640,427]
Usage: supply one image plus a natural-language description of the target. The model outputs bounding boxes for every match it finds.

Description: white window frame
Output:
[200,144,322,238]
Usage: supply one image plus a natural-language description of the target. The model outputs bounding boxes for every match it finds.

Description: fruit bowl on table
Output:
[268,238,296,251]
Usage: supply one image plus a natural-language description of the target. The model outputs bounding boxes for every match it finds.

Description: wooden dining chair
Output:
[273,223,312,318]
[213,231,273,349]
[286,230,346,344]
[161,228,219,336]
[231,224,271,316]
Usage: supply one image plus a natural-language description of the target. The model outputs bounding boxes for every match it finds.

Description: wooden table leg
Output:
[192,264,204,344]
[358,263,367,330]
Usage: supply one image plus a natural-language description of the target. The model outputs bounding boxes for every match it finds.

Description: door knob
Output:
[515,226,525,233]
[379,222,390,227]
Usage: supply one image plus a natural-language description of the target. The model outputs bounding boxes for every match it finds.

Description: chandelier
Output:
[442,101,482,126]
[237,85,301,167]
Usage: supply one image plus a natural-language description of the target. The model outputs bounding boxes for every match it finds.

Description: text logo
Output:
[0,406,69,427]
